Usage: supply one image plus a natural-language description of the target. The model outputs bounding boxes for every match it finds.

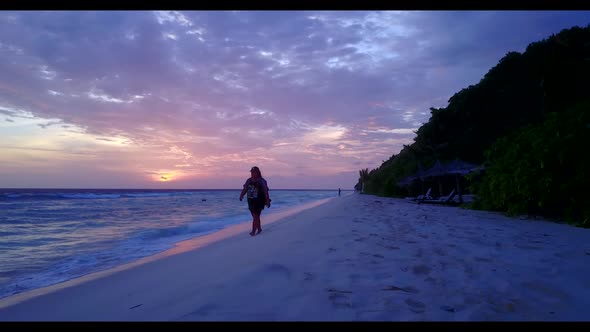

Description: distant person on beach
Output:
[338,188,341,196]
[239,166,271,236]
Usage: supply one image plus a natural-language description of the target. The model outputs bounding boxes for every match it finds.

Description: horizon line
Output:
[0,187,354,191]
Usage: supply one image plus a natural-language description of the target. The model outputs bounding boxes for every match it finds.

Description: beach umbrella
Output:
[420,160,446,179]
[441,159,483,202]
[417,160,447,196]
[443,159,481,175]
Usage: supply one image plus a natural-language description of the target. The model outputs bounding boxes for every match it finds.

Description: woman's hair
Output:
[250,166,262,177]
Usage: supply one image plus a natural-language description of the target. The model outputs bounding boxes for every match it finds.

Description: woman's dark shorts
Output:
[247,198,265,214]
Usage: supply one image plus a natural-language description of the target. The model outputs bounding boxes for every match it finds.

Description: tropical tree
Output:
[357,168,369,193]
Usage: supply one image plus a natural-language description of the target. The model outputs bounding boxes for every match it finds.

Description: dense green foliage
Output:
[356,24,590,227]
[472,102,590,226]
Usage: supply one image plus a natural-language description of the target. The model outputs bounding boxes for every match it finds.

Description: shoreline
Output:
[0,196,336,308]
[1,193,589,321]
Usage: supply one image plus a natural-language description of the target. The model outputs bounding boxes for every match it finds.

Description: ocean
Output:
[0,188,344,299]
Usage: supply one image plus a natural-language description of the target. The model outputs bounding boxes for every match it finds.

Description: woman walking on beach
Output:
[239,166,271,236]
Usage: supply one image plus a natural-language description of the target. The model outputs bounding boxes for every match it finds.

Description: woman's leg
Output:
[255,212,262,234]
[249,209,256,235]
[255,202,264,234]
[253,210,262,234]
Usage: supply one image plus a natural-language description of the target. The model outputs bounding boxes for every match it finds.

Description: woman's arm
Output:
[263,180,271,207]
[239,179,249,201]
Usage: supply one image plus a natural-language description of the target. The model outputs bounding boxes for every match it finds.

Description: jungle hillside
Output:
[356,24,590,227]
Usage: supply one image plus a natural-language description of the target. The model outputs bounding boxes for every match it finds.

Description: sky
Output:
[0,11,589,189]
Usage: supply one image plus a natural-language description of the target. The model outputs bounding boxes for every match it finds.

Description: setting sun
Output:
[152,171,178,182]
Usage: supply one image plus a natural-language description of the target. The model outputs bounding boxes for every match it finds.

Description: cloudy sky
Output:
[0,11,588,189]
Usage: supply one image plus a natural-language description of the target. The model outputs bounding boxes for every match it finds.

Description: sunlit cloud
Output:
[304,124,347,142]
[39,65,57,80]
[154,11,193,27]
[87,90,125,103]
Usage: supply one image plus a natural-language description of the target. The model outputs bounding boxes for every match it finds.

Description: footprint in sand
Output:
[474,256,493,263]
[412,264,432,275]
[405,298,426,313]
[440,305,456,313]
[522,280,568,300]
[263,263,291,279]
[433,247,446,256]
[185,303,219,318]
[327,288,353,308]
[514,244,541,250]
[382,285,420,294]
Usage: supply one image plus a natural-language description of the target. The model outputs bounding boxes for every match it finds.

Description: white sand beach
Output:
[1,193,589,321]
